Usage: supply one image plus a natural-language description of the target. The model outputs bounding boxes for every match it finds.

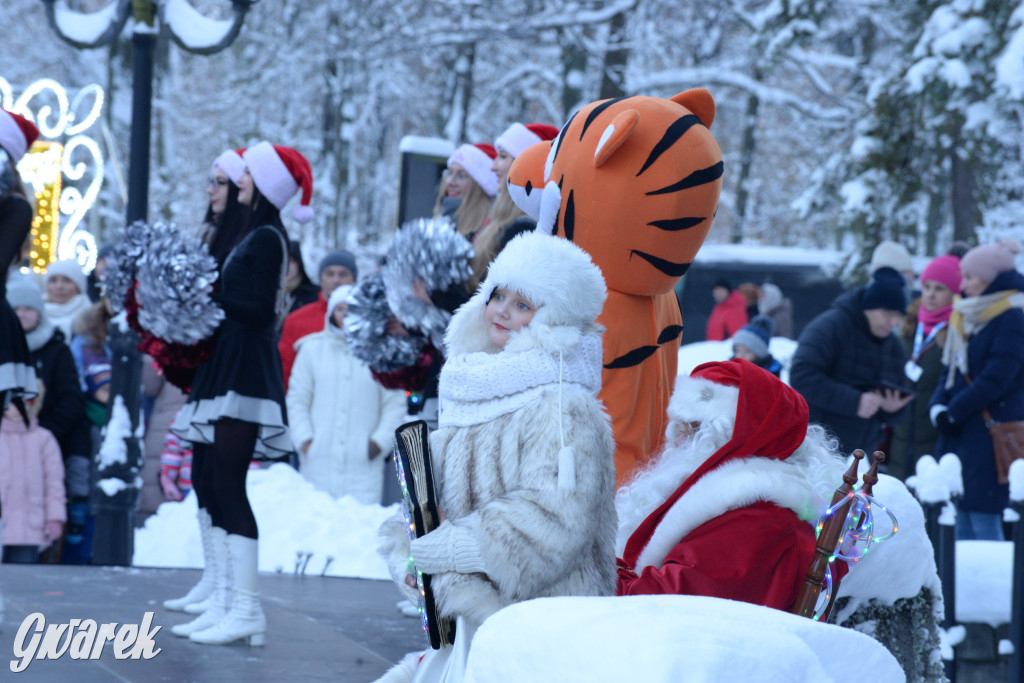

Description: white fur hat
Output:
[444,232,607,356]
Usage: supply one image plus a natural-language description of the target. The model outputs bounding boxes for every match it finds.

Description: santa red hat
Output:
[0,108,40,162]
[622,359,809,566]
[242,141,314,222]
[447,143,498,197]
[212,147,247,185]
[494,122,560,159]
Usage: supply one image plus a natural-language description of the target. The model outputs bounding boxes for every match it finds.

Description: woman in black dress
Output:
[172,141,314,647]
[162,148,249,617]
[0,109,40,414]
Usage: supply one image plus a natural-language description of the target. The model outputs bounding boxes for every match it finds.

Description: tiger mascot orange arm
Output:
[507,89,723,487]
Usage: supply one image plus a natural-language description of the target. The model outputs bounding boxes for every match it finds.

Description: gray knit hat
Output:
[731,315,774,360]
[318,249,358,280]
[5,275,44,314]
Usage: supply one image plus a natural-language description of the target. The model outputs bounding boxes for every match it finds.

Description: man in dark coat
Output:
[790,267,914,455]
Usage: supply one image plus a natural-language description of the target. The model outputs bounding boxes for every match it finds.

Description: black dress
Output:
[171,225,291,459]
[1,194,37,401]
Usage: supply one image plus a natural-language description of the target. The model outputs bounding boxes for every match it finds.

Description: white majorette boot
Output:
[164,508,216,611]
[190,534,266,646]
[183,517,228,614]
[171,526,230,637]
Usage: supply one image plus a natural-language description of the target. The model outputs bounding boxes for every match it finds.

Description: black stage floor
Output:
[1,564,424,682]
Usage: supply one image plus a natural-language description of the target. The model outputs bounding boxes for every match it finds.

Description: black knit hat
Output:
[860,267,907,313]
[318,249,358,280]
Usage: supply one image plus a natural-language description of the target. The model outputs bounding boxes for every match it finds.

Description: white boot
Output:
[183,521,228,614]
[190,534,266,647]
[164,509,216,612]
[171,527,230,637]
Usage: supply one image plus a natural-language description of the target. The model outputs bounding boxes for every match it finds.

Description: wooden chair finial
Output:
[861,451,884,497]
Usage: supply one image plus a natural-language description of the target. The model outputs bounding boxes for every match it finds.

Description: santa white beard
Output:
[614,414,735,556]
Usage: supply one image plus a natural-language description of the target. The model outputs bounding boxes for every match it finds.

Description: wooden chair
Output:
[792,449,885,620]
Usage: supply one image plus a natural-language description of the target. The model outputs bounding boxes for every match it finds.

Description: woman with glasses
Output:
[433,143,497,241]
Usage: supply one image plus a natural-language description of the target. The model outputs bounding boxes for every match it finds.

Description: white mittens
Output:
[410,518,488,575]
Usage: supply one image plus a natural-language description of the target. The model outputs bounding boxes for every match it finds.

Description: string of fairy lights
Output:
[0,77,104,274]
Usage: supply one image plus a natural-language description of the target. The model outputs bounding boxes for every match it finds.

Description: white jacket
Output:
[286,327,406,504]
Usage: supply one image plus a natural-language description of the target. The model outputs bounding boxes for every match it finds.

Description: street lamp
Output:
[40,0,259,566]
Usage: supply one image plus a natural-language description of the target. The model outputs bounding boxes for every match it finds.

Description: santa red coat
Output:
[616,360,847,612]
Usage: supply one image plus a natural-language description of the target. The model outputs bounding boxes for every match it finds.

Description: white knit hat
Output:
[45,259,87,297]
[447,143,498,197]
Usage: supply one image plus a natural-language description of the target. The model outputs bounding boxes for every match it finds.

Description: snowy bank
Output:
[133,463,394,579]
[464,595,905,683]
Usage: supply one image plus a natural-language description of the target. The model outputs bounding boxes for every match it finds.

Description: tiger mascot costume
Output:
[507,89,723,486]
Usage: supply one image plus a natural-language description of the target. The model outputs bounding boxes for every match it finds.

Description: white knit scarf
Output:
[438,333,603,428]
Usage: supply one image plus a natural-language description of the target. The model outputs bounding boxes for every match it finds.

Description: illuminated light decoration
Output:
[0,76,105,273]
[19,141,63,271]
[811,486,899,621]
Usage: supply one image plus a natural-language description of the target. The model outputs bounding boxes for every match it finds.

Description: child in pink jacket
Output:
[0,390,66,563]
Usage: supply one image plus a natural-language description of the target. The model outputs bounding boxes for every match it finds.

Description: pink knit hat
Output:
[920,254,961,293]
[961,240,1021,284]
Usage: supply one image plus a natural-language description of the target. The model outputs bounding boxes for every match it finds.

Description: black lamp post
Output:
[40,0,258,566]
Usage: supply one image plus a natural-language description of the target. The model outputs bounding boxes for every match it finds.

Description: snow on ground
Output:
[464,595,905,683]
[133,463,395,579]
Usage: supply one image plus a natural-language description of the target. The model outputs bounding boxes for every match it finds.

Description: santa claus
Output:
[616,359,849,611]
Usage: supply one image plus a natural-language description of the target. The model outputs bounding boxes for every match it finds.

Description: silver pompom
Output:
[134,224,224,345]
[382,217,473,347]
[343,272,426,373]
[102,220,175,312]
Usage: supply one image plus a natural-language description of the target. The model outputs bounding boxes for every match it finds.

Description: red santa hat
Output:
[211,147,247,185]
[622,359,809,567]
[242,141,314,222]
[0,108,40,162]
[494,122,560,159]
[447,143,498,197]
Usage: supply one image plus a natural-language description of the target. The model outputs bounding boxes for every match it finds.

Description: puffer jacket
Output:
[0,418,67,546]
[286,325,406,504]
[790,288,909,455]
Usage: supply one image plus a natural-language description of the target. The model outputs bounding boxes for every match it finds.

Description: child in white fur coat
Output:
[377,232,618,683]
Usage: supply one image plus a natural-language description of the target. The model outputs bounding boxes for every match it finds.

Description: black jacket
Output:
[31,327,91,459]
[790,288,909,455]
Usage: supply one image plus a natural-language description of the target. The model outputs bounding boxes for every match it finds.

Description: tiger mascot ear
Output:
[594,109,639,168]
[671,88,716,128]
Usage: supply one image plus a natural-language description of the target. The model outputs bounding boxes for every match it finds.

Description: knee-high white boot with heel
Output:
[190,534,266,646]
[164,508,216,612]
[170,526,230,637]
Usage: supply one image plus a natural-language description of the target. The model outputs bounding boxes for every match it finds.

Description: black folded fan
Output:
[393,420,457,649]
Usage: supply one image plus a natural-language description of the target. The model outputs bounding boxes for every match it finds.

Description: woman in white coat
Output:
[286,285,406,504]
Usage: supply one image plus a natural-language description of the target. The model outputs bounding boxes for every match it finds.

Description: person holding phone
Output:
[791,267,915,455]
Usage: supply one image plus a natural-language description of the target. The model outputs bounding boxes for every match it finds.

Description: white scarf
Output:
[438,333,602,428]
[24,318,56,352]
[44,293,91,338]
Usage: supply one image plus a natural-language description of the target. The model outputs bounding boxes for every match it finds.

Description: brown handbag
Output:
[983,408,1024,485]
[964,371,1024,484]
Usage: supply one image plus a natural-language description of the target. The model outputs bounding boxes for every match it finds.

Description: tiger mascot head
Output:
[507,89,723,297]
